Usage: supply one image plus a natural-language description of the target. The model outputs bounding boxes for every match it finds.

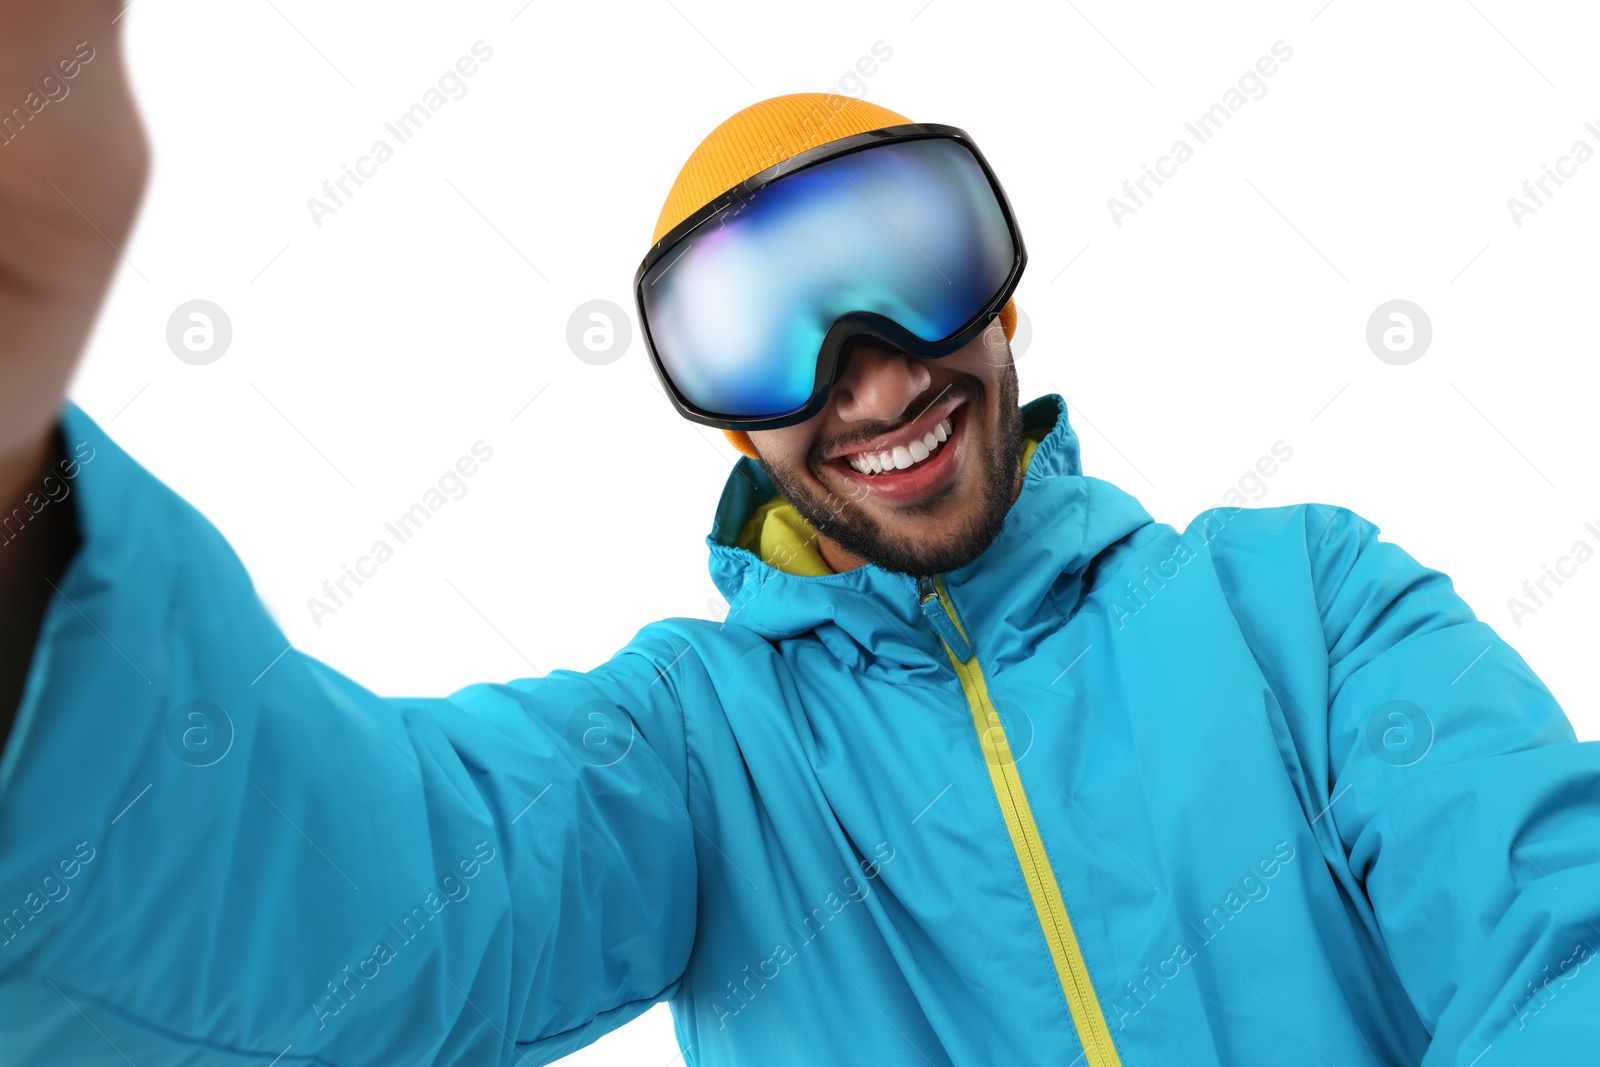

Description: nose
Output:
[828,343,932,425]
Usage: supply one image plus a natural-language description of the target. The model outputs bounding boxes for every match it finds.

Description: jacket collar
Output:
[705,394,1154,668]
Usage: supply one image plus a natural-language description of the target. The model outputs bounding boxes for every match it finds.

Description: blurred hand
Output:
[0,1,148,467]
[0,3,141,735]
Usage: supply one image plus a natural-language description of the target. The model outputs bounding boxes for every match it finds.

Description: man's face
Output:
[747,318,1025,577]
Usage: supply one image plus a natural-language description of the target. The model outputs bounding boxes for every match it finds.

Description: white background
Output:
[74,1,1599,1061]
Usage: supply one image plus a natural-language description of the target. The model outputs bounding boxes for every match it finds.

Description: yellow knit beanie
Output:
[651,93,1019,461]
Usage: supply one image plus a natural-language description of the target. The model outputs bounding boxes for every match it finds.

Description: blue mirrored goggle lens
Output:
[640,137,1015,420]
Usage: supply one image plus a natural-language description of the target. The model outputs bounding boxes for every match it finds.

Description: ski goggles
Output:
[634,123,1026,431]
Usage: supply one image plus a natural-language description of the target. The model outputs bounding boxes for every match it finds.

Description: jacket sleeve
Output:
[0,407,701,1066]
[1308,505,1600,1064]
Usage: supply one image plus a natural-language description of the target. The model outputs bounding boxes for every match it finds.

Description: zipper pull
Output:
[918,575,974,661]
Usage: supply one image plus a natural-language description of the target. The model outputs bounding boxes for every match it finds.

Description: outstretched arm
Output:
[0,8,703,1062]
[0,2,146,742]
[0,403,703,1064]
[1308,506,1600,1062]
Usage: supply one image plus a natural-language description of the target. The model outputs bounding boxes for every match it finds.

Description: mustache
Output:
[812,379,979,463]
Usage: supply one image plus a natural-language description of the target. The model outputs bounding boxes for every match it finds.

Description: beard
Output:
[756,357,1025,578]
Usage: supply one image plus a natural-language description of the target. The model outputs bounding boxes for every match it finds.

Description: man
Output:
[2,7,1597,1065]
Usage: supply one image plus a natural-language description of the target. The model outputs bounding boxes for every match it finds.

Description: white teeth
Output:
[844,415,956,475]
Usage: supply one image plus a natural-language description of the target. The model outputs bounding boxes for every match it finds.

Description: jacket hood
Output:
[705,394,1156,669]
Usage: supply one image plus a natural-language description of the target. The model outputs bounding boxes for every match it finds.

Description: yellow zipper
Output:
[920,574,1122,1067]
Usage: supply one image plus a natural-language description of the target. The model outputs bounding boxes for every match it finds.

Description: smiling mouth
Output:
[818,396,970,503]
[842,415,954,475]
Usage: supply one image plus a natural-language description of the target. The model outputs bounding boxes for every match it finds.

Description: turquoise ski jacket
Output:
[1,393,1595,1065]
